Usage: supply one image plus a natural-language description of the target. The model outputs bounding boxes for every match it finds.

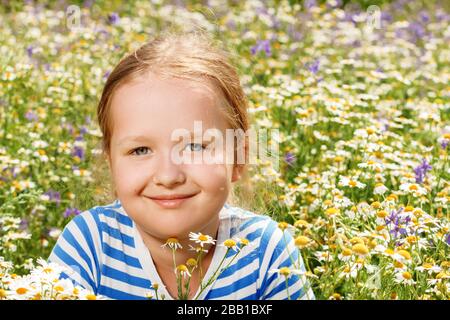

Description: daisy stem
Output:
[285,277,291,300]
[198,251,204,280]
[282,232,297,267]
[194,248,231,300]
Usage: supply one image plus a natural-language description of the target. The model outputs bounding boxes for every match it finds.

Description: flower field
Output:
[0,0,449,300]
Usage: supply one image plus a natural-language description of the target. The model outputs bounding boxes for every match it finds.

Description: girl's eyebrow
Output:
[117,131,203,146]
[117,135,151,146]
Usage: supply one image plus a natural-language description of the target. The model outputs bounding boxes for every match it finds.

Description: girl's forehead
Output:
[109,75,230,138]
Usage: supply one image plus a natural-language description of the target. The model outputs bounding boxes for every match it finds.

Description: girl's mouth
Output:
[147,193,198,209]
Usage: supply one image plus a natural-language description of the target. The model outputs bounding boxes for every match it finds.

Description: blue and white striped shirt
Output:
[48,199,315,300]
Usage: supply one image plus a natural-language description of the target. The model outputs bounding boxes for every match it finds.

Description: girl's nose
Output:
[152,151,186,187]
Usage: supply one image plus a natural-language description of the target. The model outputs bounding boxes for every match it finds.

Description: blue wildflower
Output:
[284,152,296,166]
[108,12,120,25]
[414,159,432,184]
[63,207,82,218]
[307,59,320,74]
[250,40,271,57]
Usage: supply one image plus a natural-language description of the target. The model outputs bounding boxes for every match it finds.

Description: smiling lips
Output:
[148,193,197,208]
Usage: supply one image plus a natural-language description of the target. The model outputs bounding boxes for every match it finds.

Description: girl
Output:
[48,31,315,300]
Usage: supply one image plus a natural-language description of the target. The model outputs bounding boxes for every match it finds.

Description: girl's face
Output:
[107,73,242,241]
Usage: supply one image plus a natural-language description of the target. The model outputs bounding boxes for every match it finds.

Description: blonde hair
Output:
[93,30,256,210]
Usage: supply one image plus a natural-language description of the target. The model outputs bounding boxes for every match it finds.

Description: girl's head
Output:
[96,31,250,239]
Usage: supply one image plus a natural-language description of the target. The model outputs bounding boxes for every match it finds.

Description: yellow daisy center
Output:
[402,272,412,280]
[223,239,237,248]
[352,243,369,256]
[295,236,311,247]
[16,287,28,295]
[279,267,291,276]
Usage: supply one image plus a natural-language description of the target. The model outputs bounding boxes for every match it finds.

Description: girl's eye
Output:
[185,143,207,152]
[130,147,150,156]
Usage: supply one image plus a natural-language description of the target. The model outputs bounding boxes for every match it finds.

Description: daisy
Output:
[338,175,366,189]
[352,243,370,258]
[338,264,358,279]
[295,235,313,249]
[268,267,306,278]
[373,183,389,195]
[337,247,353,262]
[394,270,416,285]
[415,263,442,275]
[30,258,67,283]
[175,264,191,279]
[6,277,37,300]
[51,278,76,299]
[188,245,208,254]
[161,238,182,250]
[221,238,240,252]
[399,182,427,197]
[188,232,216,248]
[392,249,412,264]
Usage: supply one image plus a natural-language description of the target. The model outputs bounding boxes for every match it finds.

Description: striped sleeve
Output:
[258,220,315,300]
[47,209,103,294]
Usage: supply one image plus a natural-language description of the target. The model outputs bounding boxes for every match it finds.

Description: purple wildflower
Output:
[419,11,430,24]
[409,22,426,40]
[108,12,120,25]
[80,126,88,136]
[441,140,449,150]
[284,152,296,166]
[25,111,39,122]
[385,207,409,240]
[63,207,82,218]
[26,45,33,58]
[19,219,29,231]
[307,59,320,74]
[44,189,61,207]
[250,40,271,57]
[304,0,316,9]
[72,146,85,160]
[83,0,94,7]
[103,70,111,80]
[414,159,432,184]
[445,233,450,246]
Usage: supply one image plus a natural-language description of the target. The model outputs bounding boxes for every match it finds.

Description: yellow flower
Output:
[377,210,388,218]
[397,250,411,261]
[295,236,311,248]
[402,271,412,280]
[278,267,291,277]
[371,201,381,209]
[162,238,182,250]
[223,239,238,250]
[342,248,352,256]
[0,288,7,298]
[186,258,197,268]
[331,293,341,300]
[350,237,365,245]
[278,222,289,231]
[325,207,340,216]
[294,220,309,228]
[176,264,191,278]
[86,294,97,300]
[16,287,28,295]
[352,243,369,256]
[239,238,249,247]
